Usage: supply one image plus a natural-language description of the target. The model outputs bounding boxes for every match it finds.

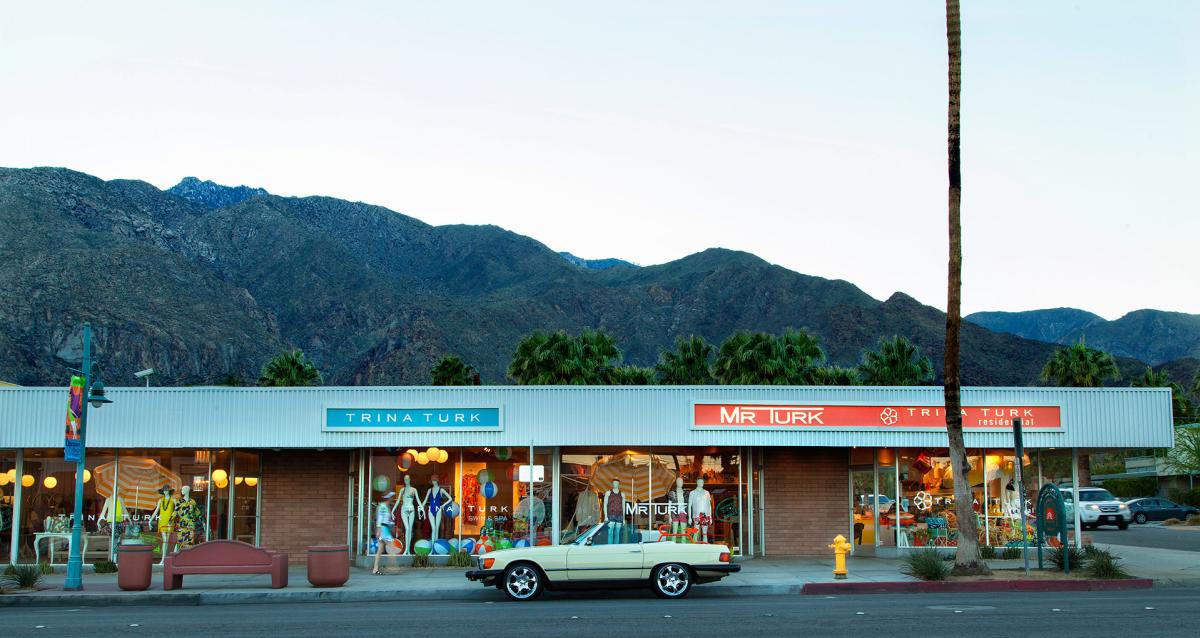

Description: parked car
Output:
[1062,487,1131,529]
[465,521,740,601]
[1125,497,1200,524]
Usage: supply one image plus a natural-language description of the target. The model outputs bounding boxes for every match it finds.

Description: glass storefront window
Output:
[232,451,261,545]
[898,448,982,548]
[1,451,14,562]
[117,449,213,555]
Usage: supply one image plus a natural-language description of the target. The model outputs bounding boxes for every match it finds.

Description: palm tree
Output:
[257,349,322,387]
[430,355,482,386]
[858,336,934,386]
[1040,338,1120,486]
[1131,366,1192,423]
[941,0,987,575]
[713,330,825,385]
[654,336,714,385]
[780,329,826,382]
[608,365,656,385]
[507,329,623,384]
[811,366,861,386]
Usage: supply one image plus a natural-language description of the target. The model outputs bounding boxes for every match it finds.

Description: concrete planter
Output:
[307,545,349,588]
[117,544,155,591]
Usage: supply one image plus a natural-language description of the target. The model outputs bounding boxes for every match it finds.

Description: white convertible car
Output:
[465,521,740,601]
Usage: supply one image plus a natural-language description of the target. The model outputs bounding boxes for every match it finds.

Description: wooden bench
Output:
[163,540,288,590]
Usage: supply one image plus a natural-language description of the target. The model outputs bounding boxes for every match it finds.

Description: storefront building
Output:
[0,386,1173,565]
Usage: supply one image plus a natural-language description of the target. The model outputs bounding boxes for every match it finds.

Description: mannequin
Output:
[372,491,397,575]
[390,475,420,555]
[419,475,453,542]
[150,486,176,564]
[573,487,600,531]
[688,478,714,543]
[98,493,128,531]
[667,477,688,542]
[172,485,201,550]
[602,479,624,545]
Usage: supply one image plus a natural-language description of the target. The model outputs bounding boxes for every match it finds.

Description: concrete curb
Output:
[801,578,1154,595]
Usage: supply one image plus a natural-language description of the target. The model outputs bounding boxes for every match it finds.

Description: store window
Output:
[117,449,214,554]
[1,450,14,562]
[897,448,983,548]
[231,451,262,545]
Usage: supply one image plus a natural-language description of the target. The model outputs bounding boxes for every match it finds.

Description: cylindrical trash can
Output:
[307,545,350,588]
[117,544,155,591]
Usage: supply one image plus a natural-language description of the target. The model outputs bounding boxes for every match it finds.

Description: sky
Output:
[1,1,1195,318]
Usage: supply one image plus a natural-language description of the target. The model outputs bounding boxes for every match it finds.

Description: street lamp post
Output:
[63,322,111,591]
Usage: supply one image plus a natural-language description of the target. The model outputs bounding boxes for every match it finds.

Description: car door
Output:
[565,522,644,581]
[1159,500,1181,520]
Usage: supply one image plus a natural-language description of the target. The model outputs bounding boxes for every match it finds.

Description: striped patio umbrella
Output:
[588,452,677,502]
[93,458,182,511]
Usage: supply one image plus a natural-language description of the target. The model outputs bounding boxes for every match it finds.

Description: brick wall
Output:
[260,450,350,563]
[762,448,849,555]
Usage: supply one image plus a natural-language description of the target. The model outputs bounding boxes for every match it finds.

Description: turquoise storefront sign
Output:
[324,407,502,432]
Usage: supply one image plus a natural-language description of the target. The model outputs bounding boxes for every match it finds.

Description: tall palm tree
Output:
[780,329,826,382]
[654,335,715,385]
[1131,366,1192,423]
[507,329,623,384]
[712,330,825,385]
[811,366,862,386]
[257,349,322,387]
[858,336,934,386]
[942,0,987,575]
[608,365,656,385]
[430,355,482,386]
[1041,338,1120,486]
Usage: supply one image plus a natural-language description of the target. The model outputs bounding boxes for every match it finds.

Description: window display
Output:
[1,450,14,562]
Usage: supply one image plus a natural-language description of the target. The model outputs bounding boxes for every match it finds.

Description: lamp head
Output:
[88,380,112,408]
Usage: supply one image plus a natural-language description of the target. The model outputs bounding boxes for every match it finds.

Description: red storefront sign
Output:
[693,404,1061,430]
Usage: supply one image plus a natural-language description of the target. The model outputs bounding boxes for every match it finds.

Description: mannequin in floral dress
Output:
[173,485,201,549]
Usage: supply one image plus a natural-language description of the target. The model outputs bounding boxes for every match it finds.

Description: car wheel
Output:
[652,563,693,599]
[1134,512,1147,524]
[501,563,544,602]
[1117,521,1129,530]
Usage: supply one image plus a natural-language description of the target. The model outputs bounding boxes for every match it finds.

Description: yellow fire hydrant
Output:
[829,534,852,579]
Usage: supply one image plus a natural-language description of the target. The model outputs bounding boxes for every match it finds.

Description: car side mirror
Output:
[584,538,593,546]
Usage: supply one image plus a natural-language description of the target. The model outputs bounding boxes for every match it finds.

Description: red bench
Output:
[163,540,288,590]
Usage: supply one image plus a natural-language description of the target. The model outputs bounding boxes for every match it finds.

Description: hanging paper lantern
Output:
[433,539,452,555]
[416,452,429,465]
[83,469,92,483]
[398,453,414,470]
[406,449,418,457]
[245,477,258,487]
[5,469,14,482]
[23,474,35,488]
[211,468,228,483]
[444,502,461,519]
[460,539,475,555]
[215,478,229,489]
[413,539,433,556]
[0,473,9,487]
[476,469,491,484]
[234,476,244,486]
[426,447,439,459]
[437,449,449,464]
[44,476,58,489]
[372,475,391,492]
[495,447,511,461]
[480,481,498,498]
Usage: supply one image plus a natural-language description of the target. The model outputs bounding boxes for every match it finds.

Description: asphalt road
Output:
[1089,524,1200,552]
[6,588,1199,637]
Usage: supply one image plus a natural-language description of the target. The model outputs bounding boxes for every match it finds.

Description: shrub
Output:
[93,560,118,574]
[1098,477,1158,499]
[1163,518,1184,526]
[447,550,474,568]
[900,549,950,581]
[1086,550,1132,579]
[38,562,54,575]
[3,564,43,590]
[410,554,433,568]
[1047,546,1087,572]
[1187,515,1200,527]
[979,546,996,559]
[1168,487,1200,508]
[1082,544,1104,560]
[1001,546,1022,560]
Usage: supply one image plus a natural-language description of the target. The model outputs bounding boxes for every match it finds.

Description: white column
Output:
[551,446,561,546]
[745,446,755,557]
[1071,448,1082,549]
[9,449,23,565]
[983,452,990,546]
[872,450,881,547]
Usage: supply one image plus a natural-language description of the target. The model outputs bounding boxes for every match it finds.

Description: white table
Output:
[34,532,89,565]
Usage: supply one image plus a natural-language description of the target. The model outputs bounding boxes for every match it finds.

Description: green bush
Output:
[1187,515,1200,527]
[1001,546,1022,560]
[410,554,433,568]
[1086,550,1132,579]
[3,564,43,590]
[900,549,950,581]
[1099,477,1158,498]
[38,562,54,575]
[447,550,474,568]
[979,546,996,559]
[93,560,118,574]
[1047,546,1087,572]
[1082,544,1104,560]
[1168,487,1200,508]
[1163,518,1184,526]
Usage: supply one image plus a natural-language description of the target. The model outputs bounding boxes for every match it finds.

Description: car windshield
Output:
[1078,489,1116,502]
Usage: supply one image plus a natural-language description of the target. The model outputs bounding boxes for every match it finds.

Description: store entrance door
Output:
[850,466,874,553]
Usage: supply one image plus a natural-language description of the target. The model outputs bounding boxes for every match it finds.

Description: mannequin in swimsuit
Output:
[390,475,419,555]
[419,475,453,542]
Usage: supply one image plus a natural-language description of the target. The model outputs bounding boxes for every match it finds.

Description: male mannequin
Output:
[667,477,688,542]
[688,477,714,543]
[419,475,453,542]
[173,485,201,550]
[390,475,420,555]
[602,479,624,545]
[149,486,176,564]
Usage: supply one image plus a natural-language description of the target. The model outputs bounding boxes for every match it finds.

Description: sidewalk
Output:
[1,551,1192,607]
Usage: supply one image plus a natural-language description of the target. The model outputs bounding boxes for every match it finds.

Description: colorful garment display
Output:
[156,495,176,533]
[173,497,201,549]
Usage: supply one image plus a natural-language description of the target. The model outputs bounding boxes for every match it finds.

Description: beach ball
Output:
[414,539,433,556]
[372,475,391,492]
[476,469,491,484]
[460,539,475,555]
[398,453,414,470]
[444,502,461,519]
[498,538,513,550]
[477,539,494,554]
[495,447,511,461]
[433,539,452,555]
[448,538,460,552]
[514,539,530,548]
[481,481,498,498]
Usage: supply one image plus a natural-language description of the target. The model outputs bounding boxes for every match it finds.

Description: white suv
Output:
[1063,486,1131,530]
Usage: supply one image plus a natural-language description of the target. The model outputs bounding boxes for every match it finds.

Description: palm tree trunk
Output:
[943,0,988,575]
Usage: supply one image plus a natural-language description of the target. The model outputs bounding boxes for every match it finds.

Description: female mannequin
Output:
[150,486,176,563]
[688,478,714,543]
[372,491,397,575]
[98,493,128,532]
[419,475,453,542]
[667,477,688,542]
[602,479,624,545]
[173,486,201,550]
[390,475,419,555]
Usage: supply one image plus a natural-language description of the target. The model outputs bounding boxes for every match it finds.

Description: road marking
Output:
[1145,607,1155,610]
[855,612,865,615]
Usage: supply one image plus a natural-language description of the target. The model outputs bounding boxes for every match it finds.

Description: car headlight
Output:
[1086,504,1100,511]
[1118,503,1128,510]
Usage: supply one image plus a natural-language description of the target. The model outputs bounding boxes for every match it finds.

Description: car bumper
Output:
[465,569,504,586]
[693,563,741,583]
[1080,512,1130,523]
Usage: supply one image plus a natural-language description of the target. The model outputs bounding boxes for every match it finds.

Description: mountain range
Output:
[1,166,1195,389]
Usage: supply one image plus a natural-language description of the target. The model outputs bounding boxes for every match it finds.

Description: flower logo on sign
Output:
[913,491,933,511]
[879,408,899,426]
